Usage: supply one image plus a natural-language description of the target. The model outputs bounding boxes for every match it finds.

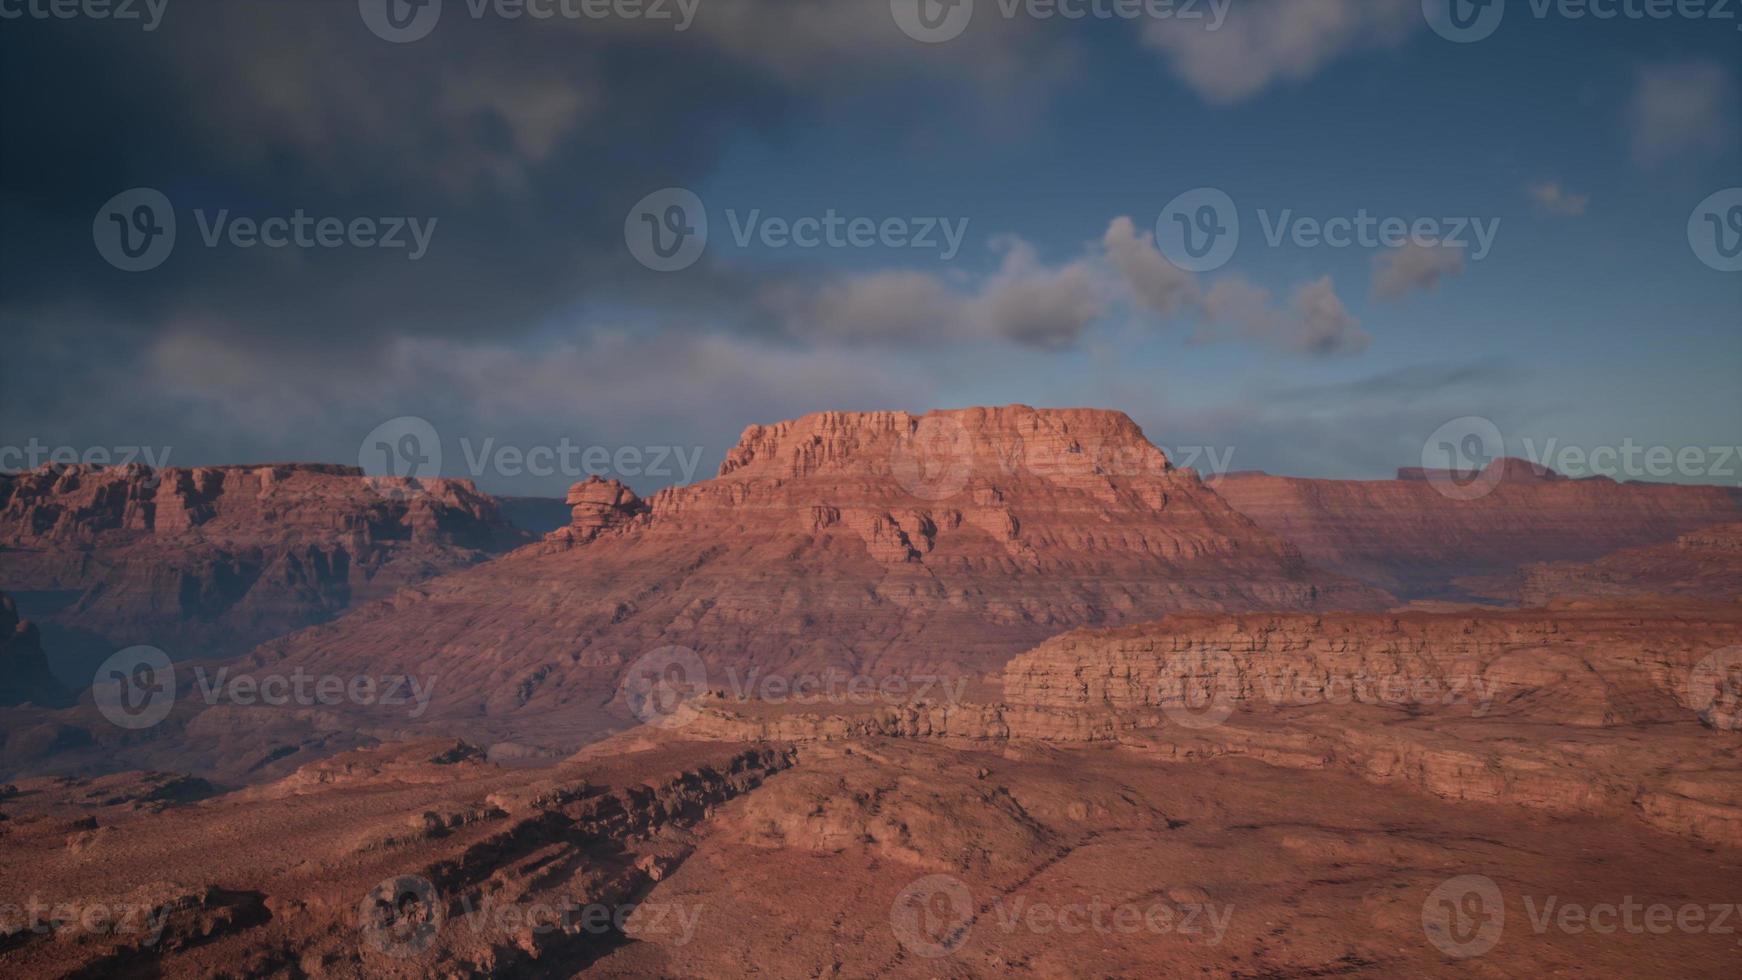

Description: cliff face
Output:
[241,407,1388,734]
[991,606,1742,846]
[1000,608,1725,724]
[1211,463,1742,598]
[0,464,529,665]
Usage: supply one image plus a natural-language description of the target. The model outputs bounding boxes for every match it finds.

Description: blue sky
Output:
[1,0,1737,494]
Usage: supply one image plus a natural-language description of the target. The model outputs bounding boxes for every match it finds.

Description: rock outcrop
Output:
[0,464,529,666]
[238,407,1389,741]
[556,477,647,543]
[0,592,68,708]
[1211,462,1742,598]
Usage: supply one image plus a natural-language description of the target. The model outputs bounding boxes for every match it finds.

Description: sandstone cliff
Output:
[1211,463,1742,598]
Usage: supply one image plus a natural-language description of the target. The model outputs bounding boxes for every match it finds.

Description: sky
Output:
[1,0,1738,496]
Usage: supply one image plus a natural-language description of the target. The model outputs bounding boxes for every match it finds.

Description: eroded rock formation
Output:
[0,592,67,708]
[236,407,1389,741]
[0,464,529,666]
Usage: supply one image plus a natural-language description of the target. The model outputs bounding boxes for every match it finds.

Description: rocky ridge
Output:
[1211,463,1742,598]
[681,604,1742,848]
[1510,522,1742,604]
[0,463,529,670]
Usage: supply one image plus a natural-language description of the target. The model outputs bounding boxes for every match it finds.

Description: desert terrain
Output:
[2,407,1739,978]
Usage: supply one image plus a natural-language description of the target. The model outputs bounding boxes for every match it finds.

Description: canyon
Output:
[219,408,1390,749]
[4,595,1739,977]
[1,406,1739,978]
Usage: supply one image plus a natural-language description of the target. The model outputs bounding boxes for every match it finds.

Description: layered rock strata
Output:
[237,407,1389,737]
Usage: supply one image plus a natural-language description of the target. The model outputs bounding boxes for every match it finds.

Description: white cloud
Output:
[1627,61,1737,169]
[767,217,1365,357]
[1201,275,1369,355]
[1102,216,1199,315]
[768,271,962,344]
[1139,0,1418,104]
[764,237,1103,349]
[1371,242,1466,300]
[971,238,1106,349]
[1527,181,1589,217]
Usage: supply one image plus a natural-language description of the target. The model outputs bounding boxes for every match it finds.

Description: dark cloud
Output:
[0,0,1065,484]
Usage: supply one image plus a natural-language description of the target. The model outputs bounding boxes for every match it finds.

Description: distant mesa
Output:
[1215,459,1742,600]
[1397,456,1565,483]
[0,463,530,676]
